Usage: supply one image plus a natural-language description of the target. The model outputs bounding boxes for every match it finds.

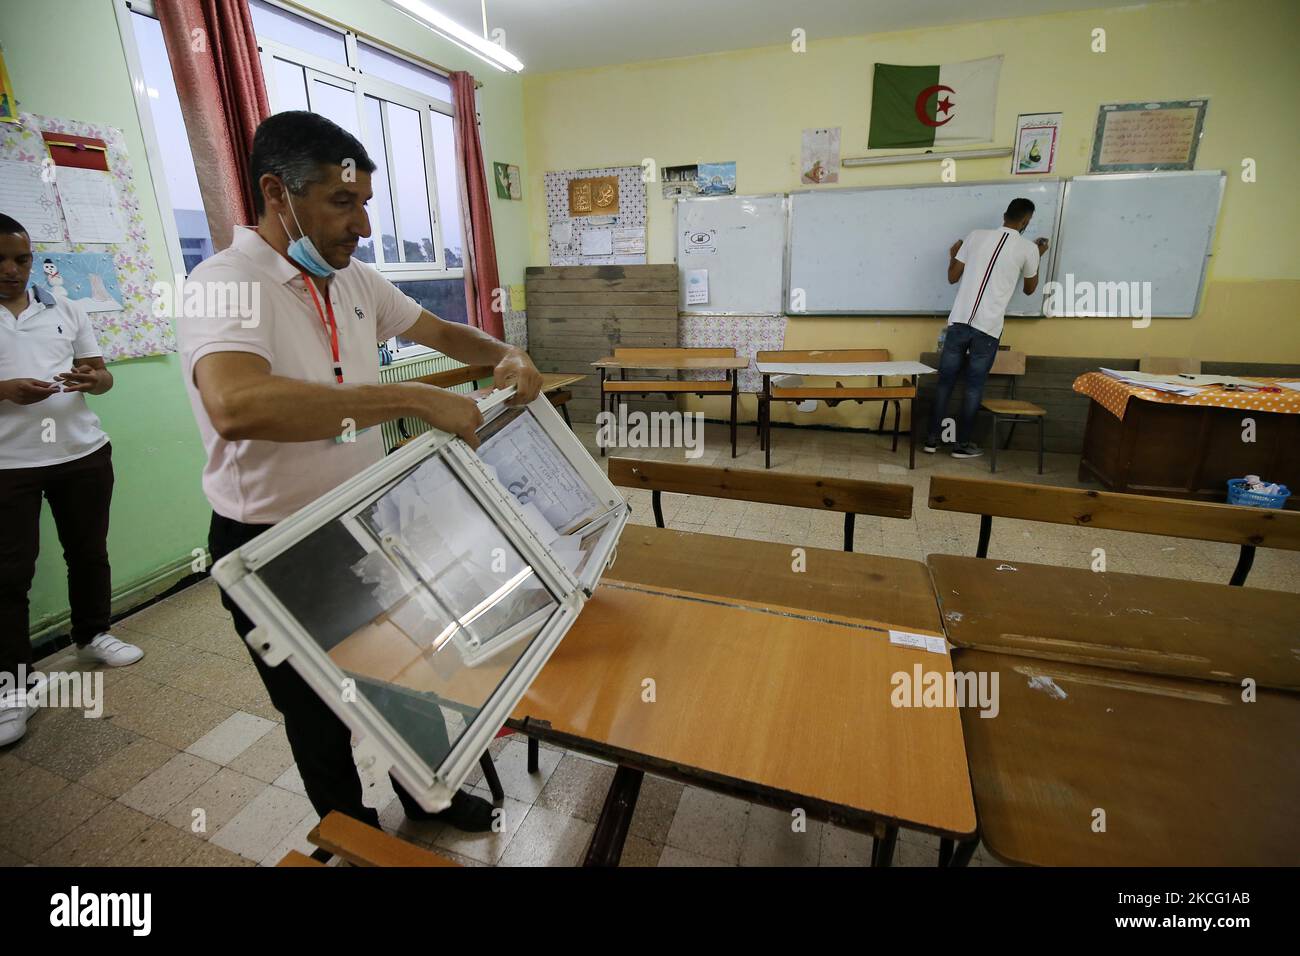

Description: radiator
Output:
[378,352,468,452]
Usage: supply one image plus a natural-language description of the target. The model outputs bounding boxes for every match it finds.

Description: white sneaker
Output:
[76,633,144,667]
[0,692,34,747]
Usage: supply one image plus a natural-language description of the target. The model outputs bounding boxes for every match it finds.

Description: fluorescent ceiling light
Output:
[383,0,524,73]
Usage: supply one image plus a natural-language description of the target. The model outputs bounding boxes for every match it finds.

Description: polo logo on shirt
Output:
[57,325,62,334]
[354,307,365,321]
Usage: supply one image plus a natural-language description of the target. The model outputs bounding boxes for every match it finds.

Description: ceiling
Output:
[432,0,1149,73]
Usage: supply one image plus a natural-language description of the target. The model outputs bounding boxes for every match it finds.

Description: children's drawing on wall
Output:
[801,127,841,184]
[696,162,736,196]
[31,252,124,313]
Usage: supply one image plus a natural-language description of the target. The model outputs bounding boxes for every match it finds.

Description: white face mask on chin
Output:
[278,193,335,278]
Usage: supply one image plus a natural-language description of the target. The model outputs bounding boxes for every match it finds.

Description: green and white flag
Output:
[868,57,1003,149]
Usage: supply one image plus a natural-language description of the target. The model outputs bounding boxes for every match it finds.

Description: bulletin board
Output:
[0,112,174,360]
[544,165,647,267]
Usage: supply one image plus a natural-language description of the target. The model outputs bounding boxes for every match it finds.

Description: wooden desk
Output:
[927,554,1300,691]
[954,647,1300,866]
[592,356,751,372]
[593,352,750,458]
[929,554,1300,865]
[608,526,942,634]
[754,353,929,471]
[509,531,975,866]
[1074,372,1300,501]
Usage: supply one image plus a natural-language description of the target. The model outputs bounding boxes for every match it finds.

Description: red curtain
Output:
[157,0,269,251]
[450,71,504,339]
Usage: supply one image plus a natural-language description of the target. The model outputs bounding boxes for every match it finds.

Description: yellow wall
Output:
[523,0,1300,424]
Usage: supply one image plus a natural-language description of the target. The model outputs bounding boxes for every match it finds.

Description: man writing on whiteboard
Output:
[923,197,1048,458]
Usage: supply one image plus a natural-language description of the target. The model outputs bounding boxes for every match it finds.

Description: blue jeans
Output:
[927,324,1000,444]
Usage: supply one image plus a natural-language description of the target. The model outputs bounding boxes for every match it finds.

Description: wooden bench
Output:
[928,473,1300,585]
[978,350,1045,474]
[285,811,462,868]
[594,347,748,458]
[756,349,920,470]
[609,456,912,552]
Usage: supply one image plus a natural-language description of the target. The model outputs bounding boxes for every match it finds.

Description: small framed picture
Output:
[1011,113,1060,175]
[494,162,522,200]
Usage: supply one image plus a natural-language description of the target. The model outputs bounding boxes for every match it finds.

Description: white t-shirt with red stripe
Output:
[947,226,1040,339]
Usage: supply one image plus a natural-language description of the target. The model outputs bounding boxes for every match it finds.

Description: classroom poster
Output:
[493,162,521,200]
[30,251,124,313]
[801,128,840,184]
[696,162,736,196]
[1090,100,1207,172]
[1011,113,1059,174]
[661,163,698,199]
[0,112,174,359]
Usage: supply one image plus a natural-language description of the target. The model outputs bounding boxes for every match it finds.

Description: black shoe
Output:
[922,437,939,454]
[406,789,496,833]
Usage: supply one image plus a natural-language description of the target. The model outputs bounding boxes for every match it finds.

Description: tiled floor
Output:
[3,422,1295,868]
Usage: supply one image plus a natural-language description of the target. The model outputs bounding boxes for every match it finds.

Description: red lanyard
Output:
[300,272,343,383]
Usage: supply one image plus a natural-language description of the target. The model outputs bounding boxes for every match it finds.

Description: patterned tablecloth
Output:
[1073,372,1300,420]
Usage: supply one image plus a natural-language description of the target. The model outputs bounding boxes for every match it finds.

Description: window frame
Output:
[117,0,471,358]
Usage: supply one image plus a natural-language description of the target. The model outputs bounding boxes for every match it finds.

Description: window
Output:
[123,0,469,359]
[127,10,215,272]
[253,6,469,358]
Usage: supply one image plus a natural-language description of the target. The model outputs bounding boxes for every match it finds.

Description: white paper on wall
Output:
[579,228,613,257]
[0,161,65,241]
[54,166,126,243]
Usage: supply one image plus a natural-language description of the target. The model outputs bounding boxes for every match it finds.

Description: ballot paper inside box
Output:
[211,390,629,812]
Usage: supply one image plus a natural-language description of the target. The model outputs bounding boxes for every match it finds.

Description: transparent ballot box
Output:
[211,389,629,811]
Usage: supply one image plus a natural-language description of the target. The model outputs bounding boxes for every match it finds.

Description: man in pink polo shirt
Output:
[177,112,541,833]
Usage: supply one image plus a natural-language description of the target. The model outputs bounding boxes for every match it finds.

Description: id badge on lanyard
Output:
[300,273,371,443]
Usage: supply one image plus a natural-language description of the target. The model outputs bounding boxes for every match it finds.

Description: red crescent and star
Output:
[914,84,955,127]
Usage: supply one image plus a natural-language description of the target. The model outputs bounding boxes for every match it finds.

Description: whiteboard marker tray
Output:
[211,389,629,812]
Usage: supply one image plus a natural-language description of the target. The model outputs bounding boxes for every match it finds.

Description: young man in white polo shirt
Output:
[0,215,144,747]
[179,112,543,833]
[923,198,1048,458]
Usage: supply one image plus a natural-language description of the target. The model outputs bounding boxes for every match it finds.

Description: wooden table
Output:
[508,526,976,866]
[928,554,1300,865]
[1074,372,1300,501]
[754,356,933,471]
[927,554,1300,691]
[593,353,751,458]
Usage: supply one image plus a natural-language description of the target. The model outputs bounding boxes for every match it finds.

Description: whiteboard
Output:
[1053,172,1225,318]
[676,194,787,314]
[786,180,1064,315]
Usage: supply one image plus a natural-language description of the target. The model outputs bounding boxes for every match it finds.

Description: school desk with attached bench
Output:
[927,554,1300,866]
[506,525,977,866]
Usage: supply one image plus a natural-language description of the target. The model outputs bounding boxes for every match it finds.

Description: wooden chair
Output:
[599,347,740,458]
[608,457,912,552]
[928,474,1300,586]
[756,349,919,470]
[979,350,1045,475]
[279,811,463,867]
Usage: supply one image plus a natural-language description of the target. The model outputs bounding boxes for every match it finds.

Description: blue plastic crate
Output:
[1226,478,1291,509]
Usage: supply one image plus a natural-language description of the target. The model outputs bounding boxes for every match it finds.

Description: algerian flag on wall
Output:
[868,57,1003,149]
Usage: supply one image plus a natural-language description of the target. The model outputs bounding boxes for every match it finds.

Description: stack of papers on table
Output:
[1098,368,1203,397]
